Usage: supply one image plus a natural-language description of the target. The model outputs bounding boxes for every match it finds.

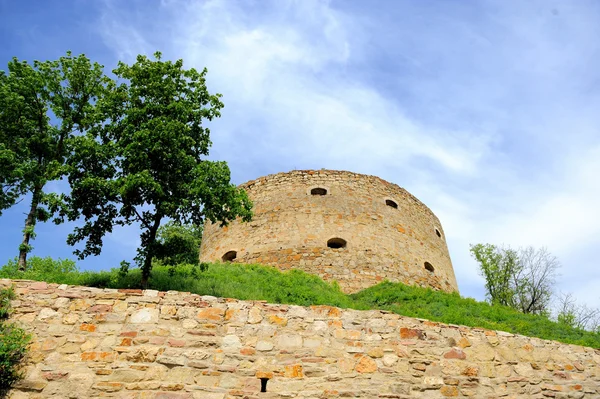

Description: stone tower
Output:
[200,169,458,293]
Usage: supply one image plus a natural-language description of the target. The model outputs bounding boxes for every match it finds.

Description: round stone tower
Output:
[200,170,458,293]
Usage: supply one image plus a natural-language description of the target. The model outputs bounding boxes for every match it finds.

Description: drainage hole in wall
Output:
[327,238,347,249]
[222,251,237,262]
[310,187,327,196]
[260,378,269,392]
[424,262,434,272]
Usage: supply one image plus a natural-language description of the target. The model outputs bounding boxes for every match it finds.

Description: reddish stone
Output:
[42,371,69,381]
[240,347,256,356]
[87,304,112,313]
[120,331,138,337]
[119,337,132,346]
[355,356,377,373]
[197,308,224,321]
[400,327,424,340]
[79,323,96,332]
[168,338,186,347]
[444,348,466,360]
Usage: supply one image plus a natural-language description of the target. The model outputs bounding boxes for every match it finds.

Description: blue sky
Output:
[1,0,600,309]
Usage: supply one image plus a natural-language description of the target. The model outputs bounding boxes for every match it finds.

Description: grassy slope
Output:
[1,258,598,348]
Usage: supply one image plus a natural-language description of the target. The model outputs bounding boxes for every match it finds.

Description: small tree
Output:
[55,52,252,287]
[469,243,520,308]
[556,292,600,331]
[470,243,559,315]
[514,246,558,315]
[155,221,203,266]
[0,53,106,270]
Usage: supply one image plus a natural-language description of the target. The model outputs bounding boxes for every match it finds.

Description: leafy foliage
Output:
[1,258,598,348]
[470,243,558,315]
[154,221,203,266]
[0,287,31,393]
[0,52,106,270]
[1,257,78,283]
[52,52,252,287]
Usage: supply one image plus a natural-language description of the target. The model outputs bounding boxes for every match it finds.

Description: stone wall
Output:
[200,170,458,293]
[3,279,599,399]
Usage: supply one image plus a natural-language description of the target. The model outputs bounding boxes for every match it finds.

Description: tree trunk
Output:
[140,214,162,288]
[17,186,42,271]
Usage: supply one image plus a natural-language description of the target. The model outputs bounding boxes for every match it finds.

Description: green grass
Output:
[1,256,599,348]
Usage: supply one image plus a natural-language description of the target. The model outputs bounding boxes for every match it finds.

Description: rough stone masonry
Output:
[4,279,599,398]
[200,170,458,293]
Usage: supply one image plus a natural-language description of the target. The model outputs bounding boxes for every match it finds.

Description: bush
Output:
[0,287,30,394]
[154,222,203,266]
[0,257,79,284]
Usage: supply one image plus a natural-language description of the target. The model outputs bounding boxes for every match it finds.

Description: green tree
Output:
[155,221,203,266]
[470,243,520,308]
[0,53,106,270]
[55,52,252,287]
[470,243,558,315]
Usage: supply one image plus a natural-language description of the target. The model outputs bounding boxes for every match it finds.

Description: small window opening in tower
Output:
[327,238,347,249]
[311,187,327,196]
[222,251,237,262]
[385,199,398,209]
[435,228,441,238]
[260,378,269,392]
[424,262,434,272]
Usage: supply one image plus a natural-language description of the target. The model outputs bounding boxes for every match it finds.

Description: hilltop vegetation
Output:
[1,257,599,349]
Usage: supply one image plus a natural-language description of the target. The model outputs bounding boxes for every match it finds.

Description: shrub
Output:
[0,287,30,394]
[0,256,79,284]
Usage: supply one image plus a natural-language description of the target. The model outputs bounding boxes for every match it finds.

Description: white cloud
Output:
[96,0,600,308]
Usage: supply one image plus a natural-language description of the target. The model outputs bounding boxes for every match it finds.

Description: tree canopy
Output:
[0,52,106,270]
[52,52,252,286]
[470,243,558,315]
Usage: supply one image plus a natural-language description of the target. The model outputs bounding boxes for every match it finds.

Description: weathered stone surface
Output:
[3,279,599,399]
[129,308,159,323]
[199,170,458,294]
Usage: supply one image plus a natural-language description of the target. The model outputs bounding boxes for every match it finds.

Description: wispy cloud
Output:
[2,0,597,307]
[94,0,600,307]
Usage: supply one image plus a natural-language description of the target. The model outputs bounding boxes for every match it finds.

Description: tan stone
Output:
[355,356,377,373]
[199,170,458,294]
[5,280,600,399]
[248,307,262,324]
